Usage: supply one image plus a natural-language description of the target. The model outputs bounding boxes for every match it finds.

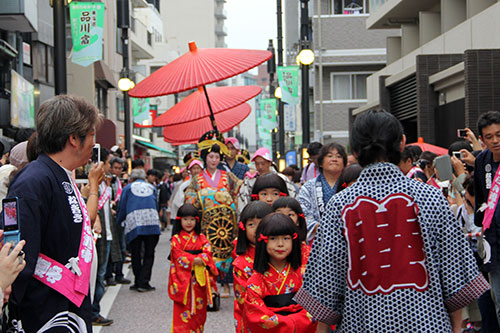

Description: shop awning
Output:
[94,61,117,89]
[135,140,177,158]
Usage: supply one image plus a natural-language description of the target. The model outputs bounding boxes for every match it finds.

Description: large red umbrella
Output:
[129,42,271,97]
[407,137,448,155]
[163,103,251,145]
[153,86,261,127]
[128,41,271,132]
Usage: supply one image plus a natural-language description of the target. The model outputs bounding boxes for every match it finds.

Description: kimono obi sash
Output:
[33,179,94,307]
[264,292,299,315]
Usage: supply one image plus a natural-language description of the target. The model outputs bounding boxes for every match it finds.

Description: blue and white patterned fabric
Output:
[295,162,489,332]
[218,161,250,180]
[297,176,324,243]
[319,172,337,205]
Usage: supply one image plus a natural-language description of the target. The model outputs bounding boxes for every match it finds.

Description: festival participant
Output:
[3,95,102,332]
[218,137,249,180]
[243,213,317,332]
[296,142,347,243]
[184,130,242,299]
[295,109,489,333]
[168,203,217,332]
[232,201,273,332]
[0,231,26,316]
[271,197,310,263]
[300,142,322,184]
[251,173,289,207]
[238,148,297,214]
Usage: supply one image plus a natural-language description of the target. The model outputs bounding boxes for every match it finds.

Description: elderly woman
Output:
[297,142,347,243]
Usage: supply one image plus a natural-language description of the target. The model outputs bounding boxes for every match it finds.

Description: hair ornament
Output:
[298,213,305,219]
[195,216,200,222]
[238,221,246,231]
[342,182,348,188]
[175,216,182,220]
[292,233,298,240]
[251,194,259,200]
[258,234,268,243]
[279,192,287,197]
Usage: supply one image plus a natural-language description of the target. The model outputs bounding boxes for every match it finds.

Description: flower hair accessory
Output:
[342,182,348,188]
[279,192,287,197]
[175,216,182,220]
[251,194,259,200]
[292,233,298,240]
[258,234,268,243]
[195,216,200,222]
[298,213,305,219]
[238,221,245,231]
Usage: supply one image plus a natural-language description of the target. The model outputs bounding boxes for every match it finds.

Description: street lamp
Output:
[118,77,135,92]
[297,49,315,66]
[274,87,282,99]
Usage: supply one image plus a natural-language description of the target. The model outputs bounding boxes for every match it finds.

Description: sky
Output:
[224,0,278,51]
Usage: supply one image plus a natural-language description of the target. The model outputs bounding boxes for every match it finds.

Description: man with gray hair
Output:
[116,168,161,292]
[3,95,102,332]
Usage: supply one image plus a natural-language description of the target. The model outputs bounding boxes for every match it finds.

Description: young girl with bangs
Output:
[251,173,289,207]
[243,213,317,332]
[168,203,218,332]
[232,201,273,332]
[272,197,311,265]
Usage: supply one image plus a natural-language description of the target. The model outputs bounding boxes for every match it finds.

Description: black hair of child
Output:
[236,201,273,255]
[253,213,302,274]
[251,173,289,199]
[336,163,363,194]
[271,197,307,243]
[172,203,201,236]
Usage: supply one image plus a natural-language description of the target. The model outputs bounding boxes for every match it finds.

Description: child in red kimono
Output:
[251,173,289,207]
[243,213,317,332]
[233,201,273,332]
[272,197,311,265]
[168,204,218,332]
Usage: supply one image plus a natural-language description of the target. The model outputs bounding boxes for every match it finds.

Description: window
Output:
[116,96,124,121]
[33,43,55,85]
[95,86,108,117]
[332,0,370,15]
[331,73,370,100]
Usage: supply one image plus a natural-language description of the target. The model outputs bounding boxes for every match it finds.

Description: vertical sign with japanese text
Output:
[69,2,104,67]
[132,98,151,124]
[10,70,35,128]
[277,66,299,105]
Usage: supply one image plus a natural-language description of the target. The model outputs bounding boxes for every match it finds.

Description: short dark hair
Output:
[317,142,347,171]
[100,147,110,165]
[464,173,474,197]
[110,157,123,167]
[271,197,307,243]
[351,110,404,167]
[147,168,157,176]
[251,173,288,197]
[281,166,296,178]
[336,164,363,193]
[253,213,302,274]
[478,111,500,137]
[132,159,144,169]
[407,145,422,162]
[172,203,201,236]
[448,140,472,156]
[236,201,273,255]
[36,95,101,155]
[400,147,413,163]
[307,142,323,156]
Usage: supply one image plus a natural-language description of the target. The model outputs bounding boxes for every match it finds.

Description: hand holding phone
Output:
[433,155,454,181]
[2,198,20,249]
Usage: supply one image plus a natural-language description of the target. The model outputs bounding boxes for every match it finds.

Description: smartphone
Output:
[75,144,101,181]
[457,129,467,138]
[2,197,20,248]
[433,154,453,181]
[452,151,463,159]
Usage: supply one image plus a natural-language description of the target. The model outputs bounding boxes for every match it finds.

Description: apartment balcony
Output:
[366,0,437,29]
[215,7,227,19]
[215,24,227,36]
[130,17,154,60]
[0,0,37,32]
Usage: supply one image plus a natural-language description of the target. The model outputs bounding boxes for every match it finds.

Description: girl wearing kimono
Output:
[168,204,217,332]
[271,197,311,265]
[251,173,289,207]
[233,201,273,332]
[243,213,317,332]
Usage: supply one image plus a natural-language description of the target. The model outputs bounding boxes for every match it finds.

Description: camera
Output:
[457,129,467,138]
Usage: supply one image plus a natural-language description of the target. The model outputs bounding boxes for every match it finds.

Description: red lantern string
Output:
[238,221,246,230]
[258,234,268,243]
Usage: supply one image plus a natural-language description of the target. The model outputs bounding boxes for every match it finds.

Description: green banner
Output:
[69,2,104,67]
[259,98,277,127]
[132,98,150,124]
[277,66,300,105]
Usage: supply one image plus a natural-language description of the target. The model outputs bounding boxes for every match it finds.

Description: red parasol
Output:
[163,103,251,145]
[407,137,448,155]
[128,42,271,98]
[153,86,262,127]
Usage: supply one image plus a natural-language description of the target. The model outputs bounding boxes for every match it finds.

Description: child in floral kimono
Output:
[272,197,311,265]
[233,201,273,332]
[243,213,317,332]
[168,204,217,332]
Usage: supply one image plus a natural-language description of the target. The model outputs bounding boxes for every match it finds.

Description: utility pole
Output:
[300,0,311,144]
[276,0,285,158]
[53,0,67,94]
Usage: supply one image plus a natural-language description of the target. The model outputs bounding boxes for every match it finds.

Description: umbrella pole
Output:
[202,85,219,132]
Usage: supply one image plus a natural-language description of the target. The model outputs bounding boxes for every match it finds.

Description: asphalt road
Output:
[96,227,236,333]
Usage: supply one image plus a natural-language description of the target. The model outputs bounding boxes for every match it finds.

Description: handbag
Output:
[207,292,220,312]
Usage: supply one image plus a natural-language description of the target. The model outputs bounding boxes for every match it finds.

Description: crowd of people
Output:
[0,93,498,333]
